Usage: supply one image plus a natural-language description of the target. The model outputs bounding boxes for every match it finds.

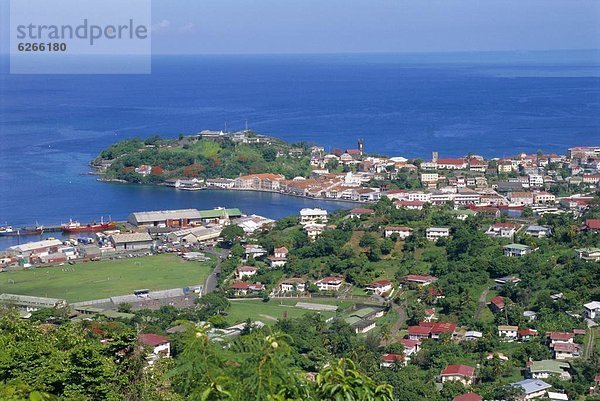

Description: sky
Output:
[1,0,600,54]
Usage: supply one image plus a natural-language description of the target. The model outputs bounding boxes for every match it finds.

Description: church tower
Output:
[358,139,364,155]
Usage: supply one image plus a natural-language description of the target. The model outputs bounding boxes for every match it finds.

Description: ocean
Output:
[0,50,599,248]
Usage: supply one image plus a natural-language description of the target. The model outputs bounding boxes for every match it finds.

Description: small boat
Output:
[61,218,116,233]
[0,225,15,236]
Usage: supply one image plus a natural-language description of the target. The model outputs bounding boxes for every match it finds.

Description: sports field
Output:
[0,254,215,302]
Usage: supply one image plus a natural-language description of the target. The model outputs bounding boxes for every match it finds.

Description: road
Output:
[381,300,407,346]
[204,248,230,295]
[474,288,490,320]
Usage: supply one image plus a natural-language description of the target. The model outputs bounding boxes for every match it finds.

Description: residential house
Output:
[552,343,581,360]
[315,277,343,292]
[426,227,450,241]
[511,379,552,400]
[383,226,412,239]
[548,332,574,345]
[509,191,534,206]
[498,325,518,341]
[268,246,289,268]
[583,219,600,232]
[494,275,522,288]
[440,364,476,386]
[139,333,171,365]
[421,321,457,340]
[518,328,539,341]
[408,325,432,341]
[299,208,328,225]
[464,331,483,341]
[503,244,532,257]
[236,266,257,280]
[403,274,438,286]
[380,353,406,368]
[400,338,421,359]
[365,280,393,296]
[533,191,556,204]
[279,278,306,293]
[526,225,552,238]
[244,245,267,259]
[489,296,506,313]
[583,301,600,319]
[575,248,600,262]
[486,223,518,238]
[528,360,571,381]
[395,200,425,210]
[229,282,265,296]
[453,393,483,401]
[304,223,325,240]
[349,208,375,218]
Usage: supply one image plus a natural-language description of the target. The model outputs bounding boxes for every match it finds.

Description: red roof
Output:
[396,200,425,206]
[422,321,457,334]
[350,208,375,214]
[437,158,466,165]
[403,274,437,283]
[441,364,475,377]
[585,219,600,229]
[274,247,288,254]
[491,223,517,229]
[595,375,600,382]
[490,296,505,309]
[572,329,586,335]
[368,279,392,287]
[453,393,483,401]
[408,325,432,336]
[381,353,404,363]
[139,333,169,346]
[518,328,538,336]
[230,281,251,289]
[553,343,580,353]
[401,338,421,348]
[549,331,574,341]
[385,226,412,231]
[237,266,257,272]
[318,276,343,284]
[346,149,361,155]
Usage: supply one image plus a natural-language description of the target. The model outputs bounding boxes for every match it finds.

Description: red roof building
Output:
[139,333,170,347]
[549,332,574,342]
[585,219,600,230]
[453,393,483,401]
[489,296,506,312]
[441,364,476,384]
[403,274,438,285]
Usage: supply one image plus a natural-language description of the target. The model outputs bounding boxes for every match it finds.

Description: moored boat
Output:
[61,218,116,233]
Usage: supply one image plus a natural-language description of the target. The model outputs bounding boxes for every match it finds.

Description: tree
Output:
[221,225,245,245]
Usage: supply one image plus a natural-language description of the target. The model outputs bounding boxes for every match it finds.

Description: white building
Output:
[426,227,450,241]
[110,233,154,251]
[299,208,328,225]
[236,266,258,280]
[315,277,343,291]
[503,244,532,257]
[584,301,600,319]
[383,226,412,239]
[498,325,518,341]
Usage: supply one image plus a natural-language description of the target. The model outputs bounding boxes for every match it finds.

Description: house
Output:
[383,226,412,239]
[279,278,306,293]
[518,328,539,340]
[494,275,522,288]
[548,332,574,345]
[365,280,393,296]
[400,338,421,358]
[236,266,257,280]
[421,321,457,339]
[498,325,518,341]
[546,392,569,401]
[489,296,506,313]
[268,246,289,268]
[440,364,476,386]
[453,393,483,401]
[139,333,171,364]
[110,233,153,251]
[395,200,425,210]
[552,343,582,360]
[408,325,432,340]
[304,223,325,240]
[526,225,553,238]
[511,379,552,400]
[464,331,483,341]
[315,277,343,292]
[575,248,600,262]
[244,245,267,259]
[426,227,450,241]
[380,353,405,368]
[584,219,600,232]
[509,191,534,206]
[424,308,437,322]
[533,191,556,204]
[229,281,265,296]
[503,244,532,257]
[486,223,518,238]
[403,274,438,286]
[299,208,328,225]
[528,360,571,381]
[583,301,600,319]
[349,208,375,218]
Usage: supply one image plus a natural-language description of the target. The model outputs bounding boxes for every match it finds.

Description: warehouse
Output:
[110,233,154,251]
[128,209,203,227]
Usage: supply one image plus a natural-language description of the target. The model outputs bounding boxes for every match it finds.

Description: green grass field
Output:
[0,254,215,302]
[226,299,356,325]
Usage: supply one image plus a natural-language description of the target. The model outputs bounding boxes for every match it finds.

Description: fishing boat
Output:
[0,225,15,236]
[61,218,116,233]
[0,224,44,236]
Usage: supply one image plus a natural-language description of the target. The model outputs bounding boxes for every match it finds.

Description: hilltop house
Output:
[279,278,306,293]
[526,225,553,238]
[268,246,289,268]
[527,360,571,381]
[299,208,328,225]
[486,223,518,238]
[584,301,600,319]
[498,325,518,341]
[575,248,600,262]
[510,379,552,400]
[426,227,450,241]
[503,244,532,257]
[403,274,438,286]
[139,333,171,365]
[315,277,343,292]
[236,266,257,280]
[365,280,393,296]
[380,353,406,368]
[383,226,412,239]
[440,365,476,386]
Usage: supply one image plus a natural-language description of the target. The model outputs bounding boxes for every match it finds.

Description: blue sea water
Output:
[0,50,599,248]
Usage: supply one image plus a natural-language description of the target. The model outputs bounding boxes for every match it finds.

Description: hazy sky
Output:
[2,0,600,54]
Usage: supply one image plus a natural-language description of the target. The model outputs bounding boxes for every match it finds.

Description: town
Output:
[1,136,599,401]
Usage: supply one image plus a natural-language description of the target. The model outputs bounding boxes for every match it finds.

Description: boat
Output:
[61,218,116,233]
[0,224,44,236]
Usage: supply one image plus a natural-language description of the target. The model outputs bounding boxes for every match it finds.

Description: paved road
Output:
[204,248,230,295]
